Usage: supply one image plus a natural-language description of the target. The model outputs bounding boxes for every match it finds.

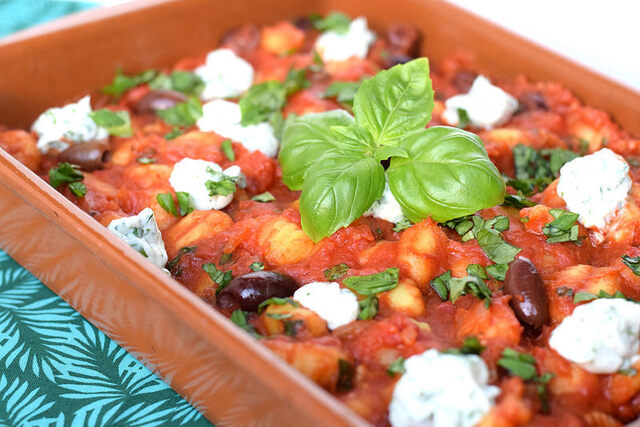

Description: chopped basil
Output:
[257,297,299,313]
[622,255,640,276]
[358,296,379,320]
[283,319,303,337]
[266,313,293,320]
[502,192,536,209]
[430,270,492,306]
[49,162,83,189]
[102,68,158,98]
[445,336,485,355]
[68,182,87,198]
[507,144,578,196]
[310,12,351,33]
[323,81,361,107]
[486,264,508,281]
[89,109,132,137]
[165,127,183,140]
[535,372,555,413]
[573,289,634,304]
[249,262,265,272]
[149,70,204,96]
[466,264,488,279]
[387,357,406,376]
[448,215,520,265]
[176,192,192,216]
[137,156,156,164]
[311,49,324,72]
[219,252,233,265]
[156,97,203,127]
[324,263,349,281]
[497,348,537,380]
[239,81,286,126]
[336,359,354,392]
[230,310,261,338]
[251,192,276,202]
[166,246,196,271]
[542,209,580,244]
[343,268,399,296]
[283,68,310,95]
[156,193,178,217]
[392,218,412,233]
[205,179,236,197]
[221,139,235,161]
[202,263,233,295]
[456,108,470,128]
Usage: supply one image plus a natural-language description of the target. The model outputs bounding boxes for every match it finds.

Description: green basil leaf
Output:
[156,97,203,127]
[466,264,488,279]
[250,262,265,272]
[387,357,406,376]
[573,291,597,304]
[102,68,158,98]
[392,218,412,233]
[374,145,409,162]
[388,127,505,223]
[239,81,286,126]
[165,127,184,140]
[498,348,537,380]
[456,108,470,128]
[300,153,385,242]
[542,209,580,244]
[203,263,233,295]
[353,58,434,147]
[156,192,178,217]
[257,297,299,313]
[283,68,310,95]
[311,12,351,34]
[169,71,205,96]
[137,156,156,164]
[230,310,261,338]
[324,263,349,281]
[343,268,399,296]
[166,246,196,271]
[622,255,640,276]
[430,271,451,301]
[486,263,508,281]
[221,139,235,161]
[502,193,536,209]
[251,192,276,202]
[323,81,361,106]
[176,192,193,216]
[279,110,357,190]
[475,228,521,265]
[89,109,132,137]
[49,162,84,188]
[358,295,379,320]
[68,182,87,198]
[445,336,485,355]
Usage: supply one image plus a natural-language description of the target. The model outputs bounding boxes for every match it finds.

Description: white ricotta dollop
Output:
[194,48,255,100]
[389,349,499,427]
[557,148,632,230]
[197,100,279,157]
[293,282,359,329]
[364,179,406,224]
[314,17,376,62]
[549,298,640,374]
[441,75,518,130]
[31,95,109,154]
[169,157,244,211]
[107,207,168,269]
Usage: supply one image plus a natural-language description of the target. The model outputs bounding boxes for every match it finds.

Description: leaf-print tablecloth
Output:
[0,249,211,426]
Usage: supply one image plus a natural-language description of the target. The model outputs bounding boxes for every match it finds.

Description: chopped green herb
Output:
[251,192,276,202]
[176,192,193,216]
[392,218,412,233]
[622,255,640,276]
[219,252,233,265]
[311,49,324,72]
[502,192,536,209]
[266,313,293,320]
[165,127,183,140]
[387,357,406,376]
[156,192,178,217]
[323,81,361,107]
[49,162,84,188]
[456,108,470,128]
[358,295,379,320]
[166,246,196,271]
[137,156,156,164]
[498,348,537,380]
[445,336,485,355]
[535,373,555,413]
[507,144,578,196]
[230,310,261,338]
[343,268,399,296]
[221,139,235,161]
[89,109,132,137]
[486,264,508,281]
[450,215,520,265]
[205,179,236,197]
[156,97,203,127]
[324,263,350,281]
[68,182,87,198]
[283,319,303,336]
[102,68,158,98]
[542,209,580,244]
[337,359,355,392]
[239,81,287,126]
[283,68,310,95]
[310,12,351,34]
[249,262,265,272]
[466,264,488,279]
[573,289,634,304]
[202,263,233,295]
[430,270,492,305]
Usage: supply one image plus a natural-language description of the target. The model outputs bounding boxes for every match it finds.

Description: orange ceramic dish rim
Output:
[1,1,640,426]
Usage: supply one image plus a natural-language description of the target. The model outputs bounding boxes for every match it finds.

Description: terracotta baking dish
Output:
[1,0,639,425]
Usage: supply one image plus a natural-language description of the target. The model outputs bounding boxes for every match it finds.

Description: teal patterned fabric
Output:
[0,249,211,426]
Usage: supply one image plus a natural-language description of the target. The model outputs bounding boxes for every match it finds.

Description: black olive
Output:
[58,140,109,171]
[134,90,187,115]
[386,24,420,57]
[518,91,548,112]
[452,70,478,93]
[503,257,549,328]
[217,271,298,312]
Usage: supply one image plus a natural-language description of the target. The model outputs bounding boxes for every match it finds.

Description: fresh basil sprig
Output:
[279,59,505,242]
[89,109,132,137]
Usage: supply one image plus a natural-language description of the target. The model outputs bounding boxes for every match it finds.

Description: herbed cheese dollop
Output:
[549,298,640,374]
[31,95,108,154]
[195,48,255,100]
[364,179,406,224]
[197,99,279,157]
[293,282,359,329]
[314,17,376,62]
[442,75,518,130]
[169,158,244,211]
[557,148,632,230]
[389,349,499,427]
[107,207,168,269]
